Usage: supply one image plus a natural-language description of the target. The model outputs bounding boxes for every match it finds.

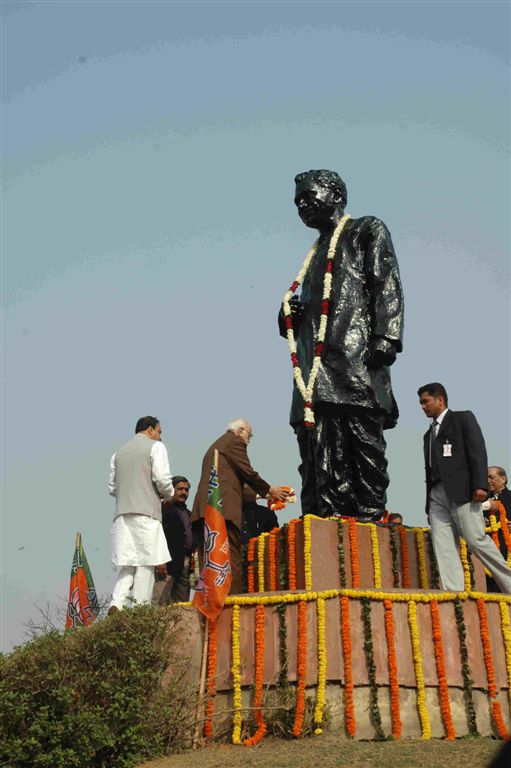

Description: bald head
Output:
[488,466,508,494]
[227,418,253,445]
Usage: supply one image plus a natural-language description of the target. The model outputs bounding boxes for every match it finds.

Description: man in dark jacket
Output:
[154,476,194,604]
[418,382,511,593]
[240,485,279,545]
[484,466,511,592]
[279,169,404,520]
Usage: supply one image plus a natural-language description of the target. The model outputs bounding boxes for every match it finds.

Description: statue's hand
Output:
[289,296,305,320]
[366,338,397,369]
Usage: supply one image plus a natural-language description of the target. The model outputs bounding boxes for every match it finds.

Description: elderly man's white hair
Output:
[227,418,250,432]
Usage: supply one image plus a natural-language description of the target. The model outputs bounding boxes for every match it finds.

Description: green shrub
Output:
[0,605,195,768]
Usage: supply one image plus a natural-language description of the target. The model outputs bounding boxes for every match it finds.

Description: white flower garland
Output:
[282,214,351,426]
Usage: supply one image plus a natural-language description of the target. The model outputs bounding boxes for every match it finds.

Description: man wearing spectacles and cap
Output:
[191,419,289,594]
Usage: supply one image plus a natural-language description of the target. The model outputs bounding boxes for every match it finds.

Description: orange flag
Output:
[193,450,232,619]
[65,532,100,630]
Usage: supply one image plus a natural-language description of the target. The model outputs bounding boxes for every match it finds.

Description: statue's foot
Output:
[356,506,385,522]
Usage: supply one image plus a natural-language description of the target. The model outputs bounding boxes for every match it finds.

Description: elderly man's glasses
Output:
[240,427,253,440]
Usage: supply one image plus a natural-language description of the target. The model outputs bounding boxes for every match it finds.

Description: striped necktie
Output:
[429,419,439,465]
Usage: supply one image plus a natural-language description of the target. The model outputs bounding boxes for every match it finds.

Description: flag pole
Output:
[193,618,210,749]
[192,449,218,747]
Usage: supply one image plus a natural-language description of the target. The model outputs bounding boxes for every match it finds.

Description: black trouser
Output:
[295,405,389,520]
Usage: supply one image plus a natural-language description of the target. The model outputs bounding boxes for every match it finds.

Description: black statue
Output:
[279,169,404,520]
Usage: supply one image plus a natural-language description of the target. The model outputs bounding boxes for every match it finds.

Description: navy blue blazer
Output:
[423,409,488,513]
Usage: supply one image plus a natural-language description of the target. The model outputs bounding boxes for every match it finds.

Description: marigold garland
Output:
[268,486,297,512]
[231,605,243,744]
[268,528,279,591]
[488,514,501,549]
[287,519,298,590]
[416,529,429,589]
[361,597,385,739]
[454,597,478,735]
[292,600,308,737]
[340,596,356,737]
[496,501,511,566]
[369,523,382,589]
[383,599,402,739]
[247,538,256,594]
[258,533,268,593]
[408,600,432,739]
[243,604,267,746]
[348,517,360,588]
[204,618,217,740]
[398,525,411,588]
[430,601,455,739]
[303,515,313,591]
[476,598,509,739]
[282,214,351,427]
[459,539,472,592]
[499,601,511,705]
[314,597,327,734]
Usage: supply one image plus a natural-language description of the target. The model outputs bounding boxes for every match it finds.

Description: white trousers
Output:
[429,483,511,593]
[109,565,155,610]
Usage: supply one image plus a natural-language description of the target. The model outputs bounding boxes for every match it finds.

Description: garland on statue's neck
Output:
[282,214,351,427]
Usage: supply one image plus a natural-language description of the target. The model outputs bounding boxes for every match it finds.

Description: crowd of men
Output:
[107,390,511,612]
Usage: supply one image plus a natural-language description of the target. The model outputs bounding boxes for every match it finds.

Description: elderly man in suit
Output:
[418,382,511,593]
[191,419,288,594]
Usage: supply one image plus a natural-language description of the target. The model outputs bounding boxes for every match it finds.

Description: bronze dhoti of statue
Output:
[279,169,404,521]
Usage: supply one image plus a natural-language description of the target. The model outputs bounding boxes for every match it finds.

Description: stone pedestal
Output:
[247,517,487,594]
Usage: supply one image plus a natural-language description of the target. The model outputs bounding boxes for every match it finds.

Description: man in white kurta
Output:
[108,416,174,611]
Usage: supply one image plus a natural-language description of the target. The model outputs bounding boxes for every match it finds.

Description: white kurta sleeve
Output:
[151,441,174,502]
[108,453,117,497]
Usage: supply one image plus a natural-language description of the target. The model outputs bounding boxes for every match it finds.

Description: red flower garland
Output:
[204,618,217,740]
[269,528,278,591]
[243,604,267,746]
[476,598,509,739]
[340,596,356,737]
[348,518,360,588]
[383,598,402,739]
[247,537,256,593]
[399,525,411,588]
[288,520,298,590]
[292,600,308,737]
[430,601,455,739]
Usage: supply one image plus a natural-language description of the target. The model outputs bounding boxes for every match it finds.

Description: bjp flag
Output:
[65,532,100,630]
[193,450,232,620]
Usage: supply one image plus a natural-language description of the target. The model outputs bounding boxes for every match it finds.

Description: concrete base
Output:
[173,591,511,741]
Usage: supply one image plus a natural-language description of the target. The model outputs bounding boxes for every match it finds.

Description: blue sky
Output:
[2,1,509,651]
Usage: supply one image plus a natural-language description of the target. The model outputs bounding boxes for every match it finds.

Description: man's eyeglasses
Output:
[240,427,254,440]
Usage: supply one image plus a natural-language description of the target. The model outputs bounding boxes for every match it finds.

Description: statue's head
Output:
[294,169,348,232]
